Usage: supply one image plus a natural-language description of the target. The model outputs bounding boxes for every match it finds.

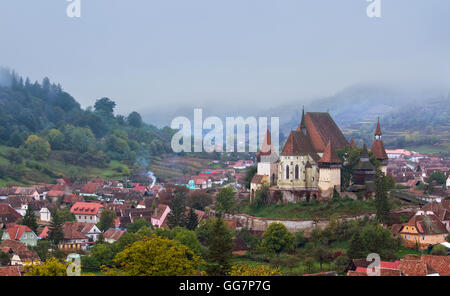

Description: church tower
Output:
[318,140,342,198]
[256,129,279,184]
[371,118,388,175]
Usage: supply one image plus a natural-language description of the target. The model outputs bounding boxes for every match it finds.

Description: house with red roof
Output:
[103,228,125,243]
[70,202,104,223]
[0,204,22,225]
[398,211,448,249]
[1,224,38,247]
[79,183,100,197]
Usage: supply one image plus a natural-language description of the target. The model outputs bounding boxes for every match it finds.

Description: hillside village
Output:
[0,111,449,277]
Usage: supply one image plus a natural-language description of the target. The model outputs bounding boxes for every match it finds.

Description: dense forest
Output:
[0,68,174,184]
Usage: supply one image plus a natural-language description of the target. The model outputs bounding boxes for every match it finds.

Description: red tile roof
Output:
[5,224,33,240]
[371,140,388,160]
[319,141,342,164]
[81,183,100,194]
[0,204,22,223]
[421,255,450,276]
[402,213,448,235]
[257,129,273,157]
[0,266,22,276]
[103,228,125,241]
[303,112,349,153]
[375,118,382,136]
[70,202,103,215]
[281,131,319,161]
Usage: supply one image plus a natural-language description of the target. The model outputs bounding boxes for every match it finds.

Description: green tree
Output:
[56,209,76,223]
[215,187,235,214]
[20,206,38,233]
[245,166,257,189]
[127,218,151,233]
[6,149,23,165]
[32,241,52,262]
[374,170,391,224]
[294,230,308,249]
[97,209,117,232]
[347,231,366,259]
[47,129,65,150]
[334,255,350,274]
[127,111,143,128]
[104,236,204,276]
[187,191,213,211]
[186,208,199,230]
[94,97,116,115]
[167,191,188,229]
[48,212,64,247]
[172,227,203,255]
[25,257,68,276]
[429,171,447,186]
[229,264,280,276]
[24,135,51,160]
[0,252,11,266]
[313,246,332,270]
[261,222,294,256]
[431,244,448,256]
[206,218,234,276]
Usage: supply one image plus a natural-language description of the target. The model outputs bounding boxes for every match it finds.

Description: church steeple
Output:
[297,106,307,135]
[375,117,382,140]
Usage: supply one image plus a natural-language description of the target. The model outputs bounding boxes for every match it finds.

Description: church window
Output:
[295,165,299,179]
[286,165,290,179]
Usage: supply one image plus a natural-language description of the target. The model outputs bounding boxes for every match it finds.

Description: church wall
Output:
[277,155,319,189]
[318,167,341,194]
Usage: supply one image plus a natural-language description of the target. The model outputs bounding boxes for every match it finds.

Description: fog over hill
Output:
[142,83,450,133]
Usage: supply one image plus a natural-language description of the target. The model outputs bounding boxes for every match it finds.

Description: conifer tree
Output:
[347,231,366,259]
[206,218,234,276]
[21,206,38,233]
[48,212,64,248]
[167,194,187,229]
[374,170,391,224]
[186,208,198,231]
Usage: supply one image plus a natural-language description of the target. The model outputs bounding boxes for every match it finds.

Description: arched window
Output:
[286,165,290,179]
[295,165,299,179]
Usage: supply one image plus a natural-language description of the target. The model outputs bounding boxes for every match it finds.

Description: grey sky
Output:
[1,0,449,117]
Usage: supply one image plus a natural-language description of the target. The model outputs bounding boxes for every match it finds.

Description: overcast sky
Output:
[1,0,449,116]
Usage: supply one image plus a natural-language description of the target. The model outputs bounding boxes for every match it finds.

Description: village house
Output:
[0,240,40,267]
[347,254,450,276]
[79,183,101,197]
[70,202,104,223]
[103,228,125,243]
[1,224,38,247]
[39,222,101,251]
[397,211,448,249]
[421,200,450,231]
[0,204,22,225]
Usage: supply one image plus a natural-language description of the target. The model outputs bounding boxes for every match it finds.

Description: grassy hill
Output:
[0,145,130,186]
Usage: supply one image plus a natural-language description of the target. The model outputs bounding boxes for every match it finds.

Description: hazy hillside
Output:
[0,68,175,185]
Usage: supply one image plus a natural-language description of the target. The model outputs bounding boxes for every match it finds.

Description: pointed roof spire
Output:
[350,137,356,147]
[361,144,370,158]
[297,106,307,133]
[375,117,382,137]
[319,140,341,163]
[257,128,273,156]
